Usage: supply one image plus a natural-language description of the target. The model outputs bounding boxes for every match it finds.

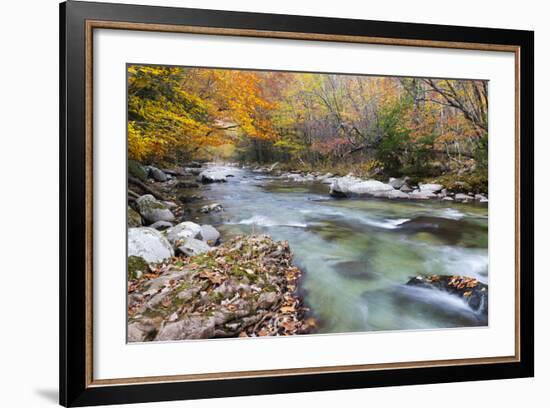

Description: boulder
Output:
[455,193,474,202]
[475,194,488,201]
[329,176,394,197]
[165,221,202,246]
[400,184,413,193]
[409,190,437,200]
[374,189,410,199]
[197,168,234,183]
[148,221,174,231]
[200,224,221,245]
[156,316,215,341]
[128,206,142,227]
[135,195,175,224]
[407,275,488,315]
[128,227,174,263]
[200,203,224,213]
[418,183,443,193]
[389,177,407,189]
[148,166,168,182]
[177,237,212,257]
[441,196,455,202]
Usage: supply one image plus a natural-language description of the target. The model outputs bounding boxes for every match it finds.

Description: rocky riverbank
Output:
[128,235,315,341]
[127,161,315,341]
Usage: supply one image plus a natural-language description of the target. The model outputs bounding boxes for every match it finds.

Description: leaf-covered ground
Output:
[128,235,317,342]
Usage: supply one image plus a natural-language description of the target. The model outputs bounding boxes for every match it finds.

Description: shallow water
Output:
[181,166,488,334]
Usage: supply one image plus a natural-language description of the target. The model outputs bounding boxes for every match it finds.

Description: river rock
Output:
[200,203,223,213]
[148,166,168,182]
[475,194,488,201]
[329,176,394,197]
[200,224,221,245]
[407,275,488,314]
[165,221,202,246]
[135,194,175,223]
[197,167,234,183]
[400,184,413,193]
[455,193,474,202]
[409,190,437,200]
[380,189,410,199]
[128,227,174,263]
[441,196,455,202]
[177,237,212,256]
[128,206,142,227]
[148,220,173,231]
[389,177,407,189]
[418,183,443,193]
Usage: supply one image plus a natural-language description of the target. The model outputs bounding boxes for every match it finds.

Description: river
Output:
[179,165,489,334]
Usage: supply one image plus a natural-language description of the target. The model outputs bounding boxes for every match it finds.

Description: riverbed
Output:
[179,166,489,334]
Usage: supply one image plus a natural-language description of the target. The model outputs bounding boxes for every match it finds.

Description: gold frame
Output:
[84,20,521,388]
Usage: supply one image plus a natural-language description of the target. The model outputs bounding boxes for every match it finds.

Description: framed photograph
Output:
[60,1,534,406]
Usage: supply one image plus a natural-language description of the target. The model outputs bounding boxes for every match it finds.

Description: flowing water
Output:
[182,166,489,334]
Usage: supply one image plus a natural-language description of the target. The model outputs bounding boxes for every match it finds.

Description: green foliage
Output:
[375,99,412,174]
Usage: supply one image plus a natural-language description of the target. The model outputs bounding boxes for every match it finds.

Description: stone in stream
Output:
[329,176,394,197]
[148,166,168,182]
[200,224,221,245]
[407,275,488,315]
[135,194,175,223]
[373,189,410,199]
[409,190,438,200]
[388,177,408,189]
[128,227,174,263]
[418,183,443,193]
[197,168,234,183]
[165,221,202,246]
[200,203,224,213]
[454,193,474,202]
[400,184,413,193]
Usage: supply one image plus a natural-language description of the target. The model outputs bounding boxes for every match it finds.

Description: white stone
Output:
[128,227,174,263]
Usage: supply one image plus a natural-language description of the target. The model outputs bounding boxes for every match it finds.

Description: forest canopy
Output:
[128,64,488,184]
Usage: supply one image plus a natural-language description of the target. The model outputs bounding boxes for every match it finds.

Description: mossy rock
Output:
[128,160,148,182]
[128,206,142,227]
[128,255,150,280]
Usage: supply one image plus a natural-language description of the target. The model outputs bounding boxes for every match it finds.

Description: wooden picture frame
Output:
[60,1,534,406]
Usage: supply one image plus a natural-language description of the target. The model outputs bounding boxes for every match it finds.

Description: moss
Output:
[128,160,148,182]
[128,206,142,227]
[431,172,488,194]
[128,256,149,280]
